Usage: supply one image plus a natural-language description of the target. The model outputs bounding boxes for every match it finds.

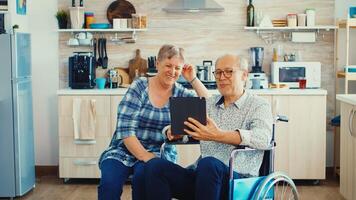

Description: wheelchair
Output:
[161,115,299,200]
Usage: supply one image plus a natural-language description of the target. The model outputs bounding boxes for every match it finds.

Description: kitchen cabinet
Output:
[58,95,117,179]
[273,95,326,180]
[339,101,356,200]
[111,95,124,134]
[58,90,326,180]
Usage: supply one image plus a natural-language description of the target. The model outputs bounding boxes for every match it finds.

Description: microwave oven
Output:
[271,62,321,88]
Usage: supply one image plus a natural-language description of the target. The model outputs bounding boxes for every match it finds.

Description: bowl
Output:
[90,23,111,29]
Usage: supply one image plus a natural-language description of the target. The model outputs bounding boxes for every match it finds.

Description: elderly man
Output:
[144,54,273,200]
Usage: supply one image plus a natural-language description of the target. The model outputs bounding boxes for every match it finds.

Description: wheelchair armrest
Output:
[228,145,275,180]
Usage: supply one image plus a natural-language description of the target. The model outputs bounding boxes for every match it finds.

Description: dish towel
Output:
[72,98,97,140]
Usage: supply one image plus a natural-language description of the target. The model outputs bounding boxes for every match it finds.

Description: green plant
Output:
[55,10,68,29]
[55,10,68,21]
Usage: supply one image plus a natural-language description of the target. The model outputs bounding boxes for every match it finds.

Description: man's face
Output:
[214,56,247,96]
[156,56,183,86]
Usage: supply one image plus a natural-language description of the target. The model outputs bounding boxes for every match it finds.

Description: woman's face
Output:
[156,56,183,86]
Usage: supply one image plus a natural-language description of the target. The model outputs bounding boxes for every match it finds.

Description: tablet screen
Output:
[170,97,207,135]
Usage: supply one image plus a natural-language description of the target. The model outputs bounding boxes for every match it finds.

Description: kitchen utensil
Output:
[106,0,136,25]
[69,7,85,29]
[89,23,110,29]
[92,38,97,67]
[128,49,148,83]
[97,38,103,67]
[102,38,108,69]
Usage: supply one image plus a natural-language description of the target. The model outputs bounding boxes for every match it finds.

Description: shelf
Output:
[58,28,147,33]
[0,10,8,14]
[338,18,356,28]
[244,26,337,31]
[337,71,356,79]
[337,71,346,78]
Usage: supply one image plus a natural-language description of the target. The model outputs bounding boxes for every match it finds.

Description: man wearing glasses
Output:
[144,54,273,200]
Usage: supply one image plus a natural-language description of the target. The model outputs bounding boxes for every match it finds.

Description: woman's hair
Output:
[157,44,185,62]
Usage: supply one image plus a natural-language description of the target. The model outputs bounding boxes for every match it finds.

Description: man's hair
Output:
[215,54,248,71]
[157,44,185,62]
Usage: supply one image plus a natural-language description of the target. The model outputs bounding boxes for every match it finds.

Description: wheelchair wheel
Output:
[253,171,299,200]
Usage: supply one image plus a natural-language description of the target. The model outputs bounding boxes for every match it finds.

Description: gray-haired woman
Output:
[98,44,209,200]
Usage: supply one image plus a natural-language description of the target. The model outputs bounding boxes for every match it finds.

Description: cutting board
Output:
[128,49,148,83]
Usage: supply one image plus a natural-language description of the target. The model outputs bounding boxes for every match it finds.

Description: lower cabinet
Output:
[273,95,326,180]
[58,95,122,179]
[339,102,356,200]
[58,93,326,180]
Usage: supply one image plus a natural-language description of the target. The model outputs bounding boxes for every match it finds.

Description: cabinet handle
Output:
[349,109,355,136]
[73,160,97,166]
[74,139,96,145]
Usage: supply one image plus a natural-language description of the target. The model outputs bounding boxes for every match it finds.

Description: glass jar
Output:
[132,14,141,29]
[297,13,306,27]
[287,14,297,27]
[306,8,316,27]
[140,15,147,29]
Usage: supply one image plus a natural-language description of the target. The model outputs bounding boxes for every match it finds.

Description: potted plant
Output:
[55,10,68,29]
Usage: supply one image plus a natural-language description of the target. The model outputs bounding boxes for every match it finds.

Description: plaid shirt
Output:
[99,77,195,168]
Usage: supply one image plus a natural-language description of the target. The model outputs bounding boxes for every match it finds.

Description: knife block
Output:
[69,7,85,29]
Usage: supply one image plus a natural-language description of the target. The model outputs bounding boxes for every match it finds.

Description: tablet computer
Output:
[169,97,207,135]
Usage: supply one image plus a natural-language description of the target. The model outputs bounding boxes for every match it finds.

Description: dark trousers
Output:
[98,159,146,200]
[145,156,237,200]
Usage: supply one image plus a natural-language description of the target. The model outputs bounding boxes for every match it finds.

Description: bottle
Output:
[247,0,255,27]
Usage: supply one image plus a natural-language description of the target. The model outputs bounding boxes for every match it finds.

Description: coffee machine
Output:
[69,52,96,89]
[246,47,269,89]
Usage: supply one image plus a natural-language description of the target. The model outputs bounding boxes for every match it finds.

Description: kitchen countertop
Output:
[336,94,356,105]
[57,88,328,96]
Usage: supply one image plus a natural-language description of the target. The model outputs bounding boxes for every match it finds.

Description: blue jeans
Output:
[98,159,146,200]
[145,156,239,200]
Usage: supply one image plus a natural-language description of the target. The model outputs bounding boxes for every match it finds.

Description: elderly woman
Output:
[97,44,209,200]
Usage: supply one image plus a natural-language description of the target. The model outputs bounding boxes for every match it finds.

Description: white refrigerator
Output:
[0,32,35,198]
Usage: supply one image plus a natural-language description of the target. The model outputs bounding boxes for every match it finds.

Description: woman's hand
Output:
[183,116,221,141]
[181,64,196,83]
[142,152,156,163]
[166,126,184,141]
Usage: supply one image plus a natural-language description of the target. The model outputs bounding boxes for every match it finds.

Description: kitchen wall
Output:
[7,0,29,32]
[29,0,59,165]
[58,0,336,166]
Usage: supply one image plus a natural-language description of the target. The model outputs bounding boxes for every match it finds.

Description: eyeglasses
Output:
[212,69,236,79]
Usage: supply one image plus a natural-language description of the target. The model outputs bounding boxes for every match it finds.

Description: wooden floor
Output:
[2,173,344,200]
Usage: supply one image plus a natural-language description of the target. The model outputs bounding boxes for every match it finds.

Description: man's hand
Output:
[166,126,184,141]
[142,152,156,163]
[181,64,196,83]
[183,116,221,141]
